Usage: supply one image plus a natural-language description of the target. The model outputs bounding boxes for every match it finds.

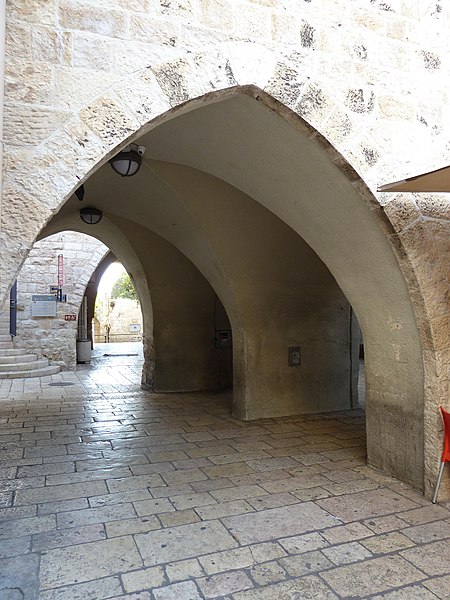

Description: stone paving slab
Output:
[135,520,238,566]
[401,540,450,576]
[321,555,426,597]
[233,575,339,599]
[317,488,420,522]
[40,535,143,589]
[222,501,341,544]
[0,353,449,599]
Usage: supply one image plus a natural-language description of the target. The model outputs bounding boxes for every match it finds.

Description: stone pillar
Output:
[0,0,5,223]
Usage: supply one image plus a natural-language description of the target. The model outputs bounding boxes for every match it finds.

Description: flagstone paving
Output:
[0,345,449,599]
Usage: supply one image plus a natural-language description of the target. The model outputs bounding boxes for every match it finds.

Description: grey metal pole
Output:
[432,462,446,504]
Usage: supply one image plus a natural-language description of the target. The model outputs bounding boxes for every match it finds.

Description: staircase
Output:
[0,315,60,379]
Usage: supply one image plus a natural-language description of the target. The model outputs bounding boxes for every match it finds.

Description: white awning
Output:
[378,164,450,192]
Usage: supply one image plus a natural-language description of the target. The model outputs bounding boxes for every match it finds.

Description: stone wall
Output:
[15,231,108,368]
[95,296,143,343]
[1,1,449,499]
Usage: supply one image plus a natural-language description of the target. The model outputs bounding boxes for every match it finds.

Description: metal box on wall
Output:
[31,295,57,317]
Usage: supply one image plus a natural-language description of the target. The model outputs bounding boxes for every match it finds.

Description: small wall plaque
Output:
[31,295,57,318]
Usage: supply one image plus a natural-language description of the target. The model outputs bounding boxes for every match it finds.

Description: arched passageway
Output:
[33,87,428,496]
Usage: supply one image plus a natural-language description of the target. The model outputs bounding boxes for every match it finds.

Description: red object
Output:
[440,406,450,463]
[58,254,64,287]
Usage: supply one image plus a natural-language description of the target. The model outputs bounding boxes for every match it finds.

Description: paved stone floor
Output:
[1,345,449,599]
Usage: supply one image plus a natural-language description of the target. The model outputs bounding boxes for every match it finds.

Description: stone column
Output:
[0,0,5,220]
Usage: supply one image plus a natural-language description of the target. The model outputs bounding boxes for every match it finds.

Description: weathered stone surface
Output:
[401,540,450,576]
[321,555,425,597]
[54,66,119,110]
[0,554,40,600]
[153,581,202,600]
[72,33,113,72]
[322,541,373,565]
[279,549,334,575]
[165,558,204,582]
[360,531,415,554]
[249,560,287,585]
[402,520,450,544]
[7,0,58,25]
[79,97,138,144]
[197,570,253,597]
[233,575,339,599]
[31,26,72,65]
[5,22,31,61]
[39,536,143,588]
[279,531,328,554]
[222,502,340,544]
[38,576,123,600]
[423,574,450,599]
[371,584,441,600]
[32,523,106,552]
[121,566,165,593]
[200,0,234,31]
[3,104,70,151]
[113,70,171,128]
[317,489,419,522]
[1,373,450,598]
[5,61,53,104]
[199,547,256,575]
[135,521,238,565]
[58,1,127,37]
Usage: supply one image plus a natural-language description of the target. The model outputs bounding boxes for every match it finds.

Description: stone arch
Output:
[43,213,235,394]
[13,231,109,367]
[0,53,445,498]
[43,215,155,386]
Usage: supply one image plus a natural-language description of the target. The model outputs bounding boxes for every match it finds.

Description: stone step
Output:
[0,359,50,373]
[0,348,31,357]
[0,341,14,349]
[0,334,12,342]
[0,365,61,379]
[0,354,37,365]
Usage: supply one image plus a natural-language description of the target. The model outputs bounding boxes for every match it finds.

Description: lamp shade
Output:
[109,151,142,177]
[80,207,103,225]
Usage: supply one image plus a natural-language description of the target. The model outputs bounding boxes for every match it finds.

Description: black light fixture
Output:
[75,184,85,201]
[80,207,103,225]
[109,143,145,177]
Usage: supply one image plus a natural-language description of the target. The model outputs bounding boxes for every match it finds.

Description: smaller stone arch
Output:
[41,215,155,387]
[13,231,109,368]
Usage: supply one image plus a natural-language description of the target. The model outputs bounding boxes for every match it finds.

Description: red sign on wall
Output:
[64,314,76,321]
[58,254,64,287]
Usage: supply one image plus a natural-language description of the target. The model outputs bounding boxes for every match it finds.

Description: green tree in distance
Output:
[111,273,139,303]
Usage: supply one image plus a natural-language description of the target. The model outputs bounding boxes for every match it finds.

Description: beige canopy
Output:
[378,164,450,192]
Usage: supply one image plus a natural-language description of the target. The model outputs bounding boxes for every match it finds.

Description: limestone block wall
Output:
[95,296,143,343]
[0,0,448,498]
[15,231,108,368]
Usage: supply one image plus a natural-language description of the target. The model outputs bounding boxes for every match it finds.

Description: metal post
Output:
[432,462,446,504]
[9,280,17,337]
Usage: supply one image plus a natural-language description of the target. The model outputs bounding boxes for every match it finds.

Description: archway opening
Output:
[93,260,143,346]
[34,87,424,491]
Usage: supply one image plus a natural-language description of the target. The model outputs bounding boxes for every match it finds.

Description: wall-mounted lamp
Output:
[75,185,85,201]
[109,144,145,177]
[80,207,103,225]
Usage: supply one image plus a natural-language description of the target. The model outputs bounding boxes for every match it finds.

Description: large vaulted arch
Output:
[1,79,445,499]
